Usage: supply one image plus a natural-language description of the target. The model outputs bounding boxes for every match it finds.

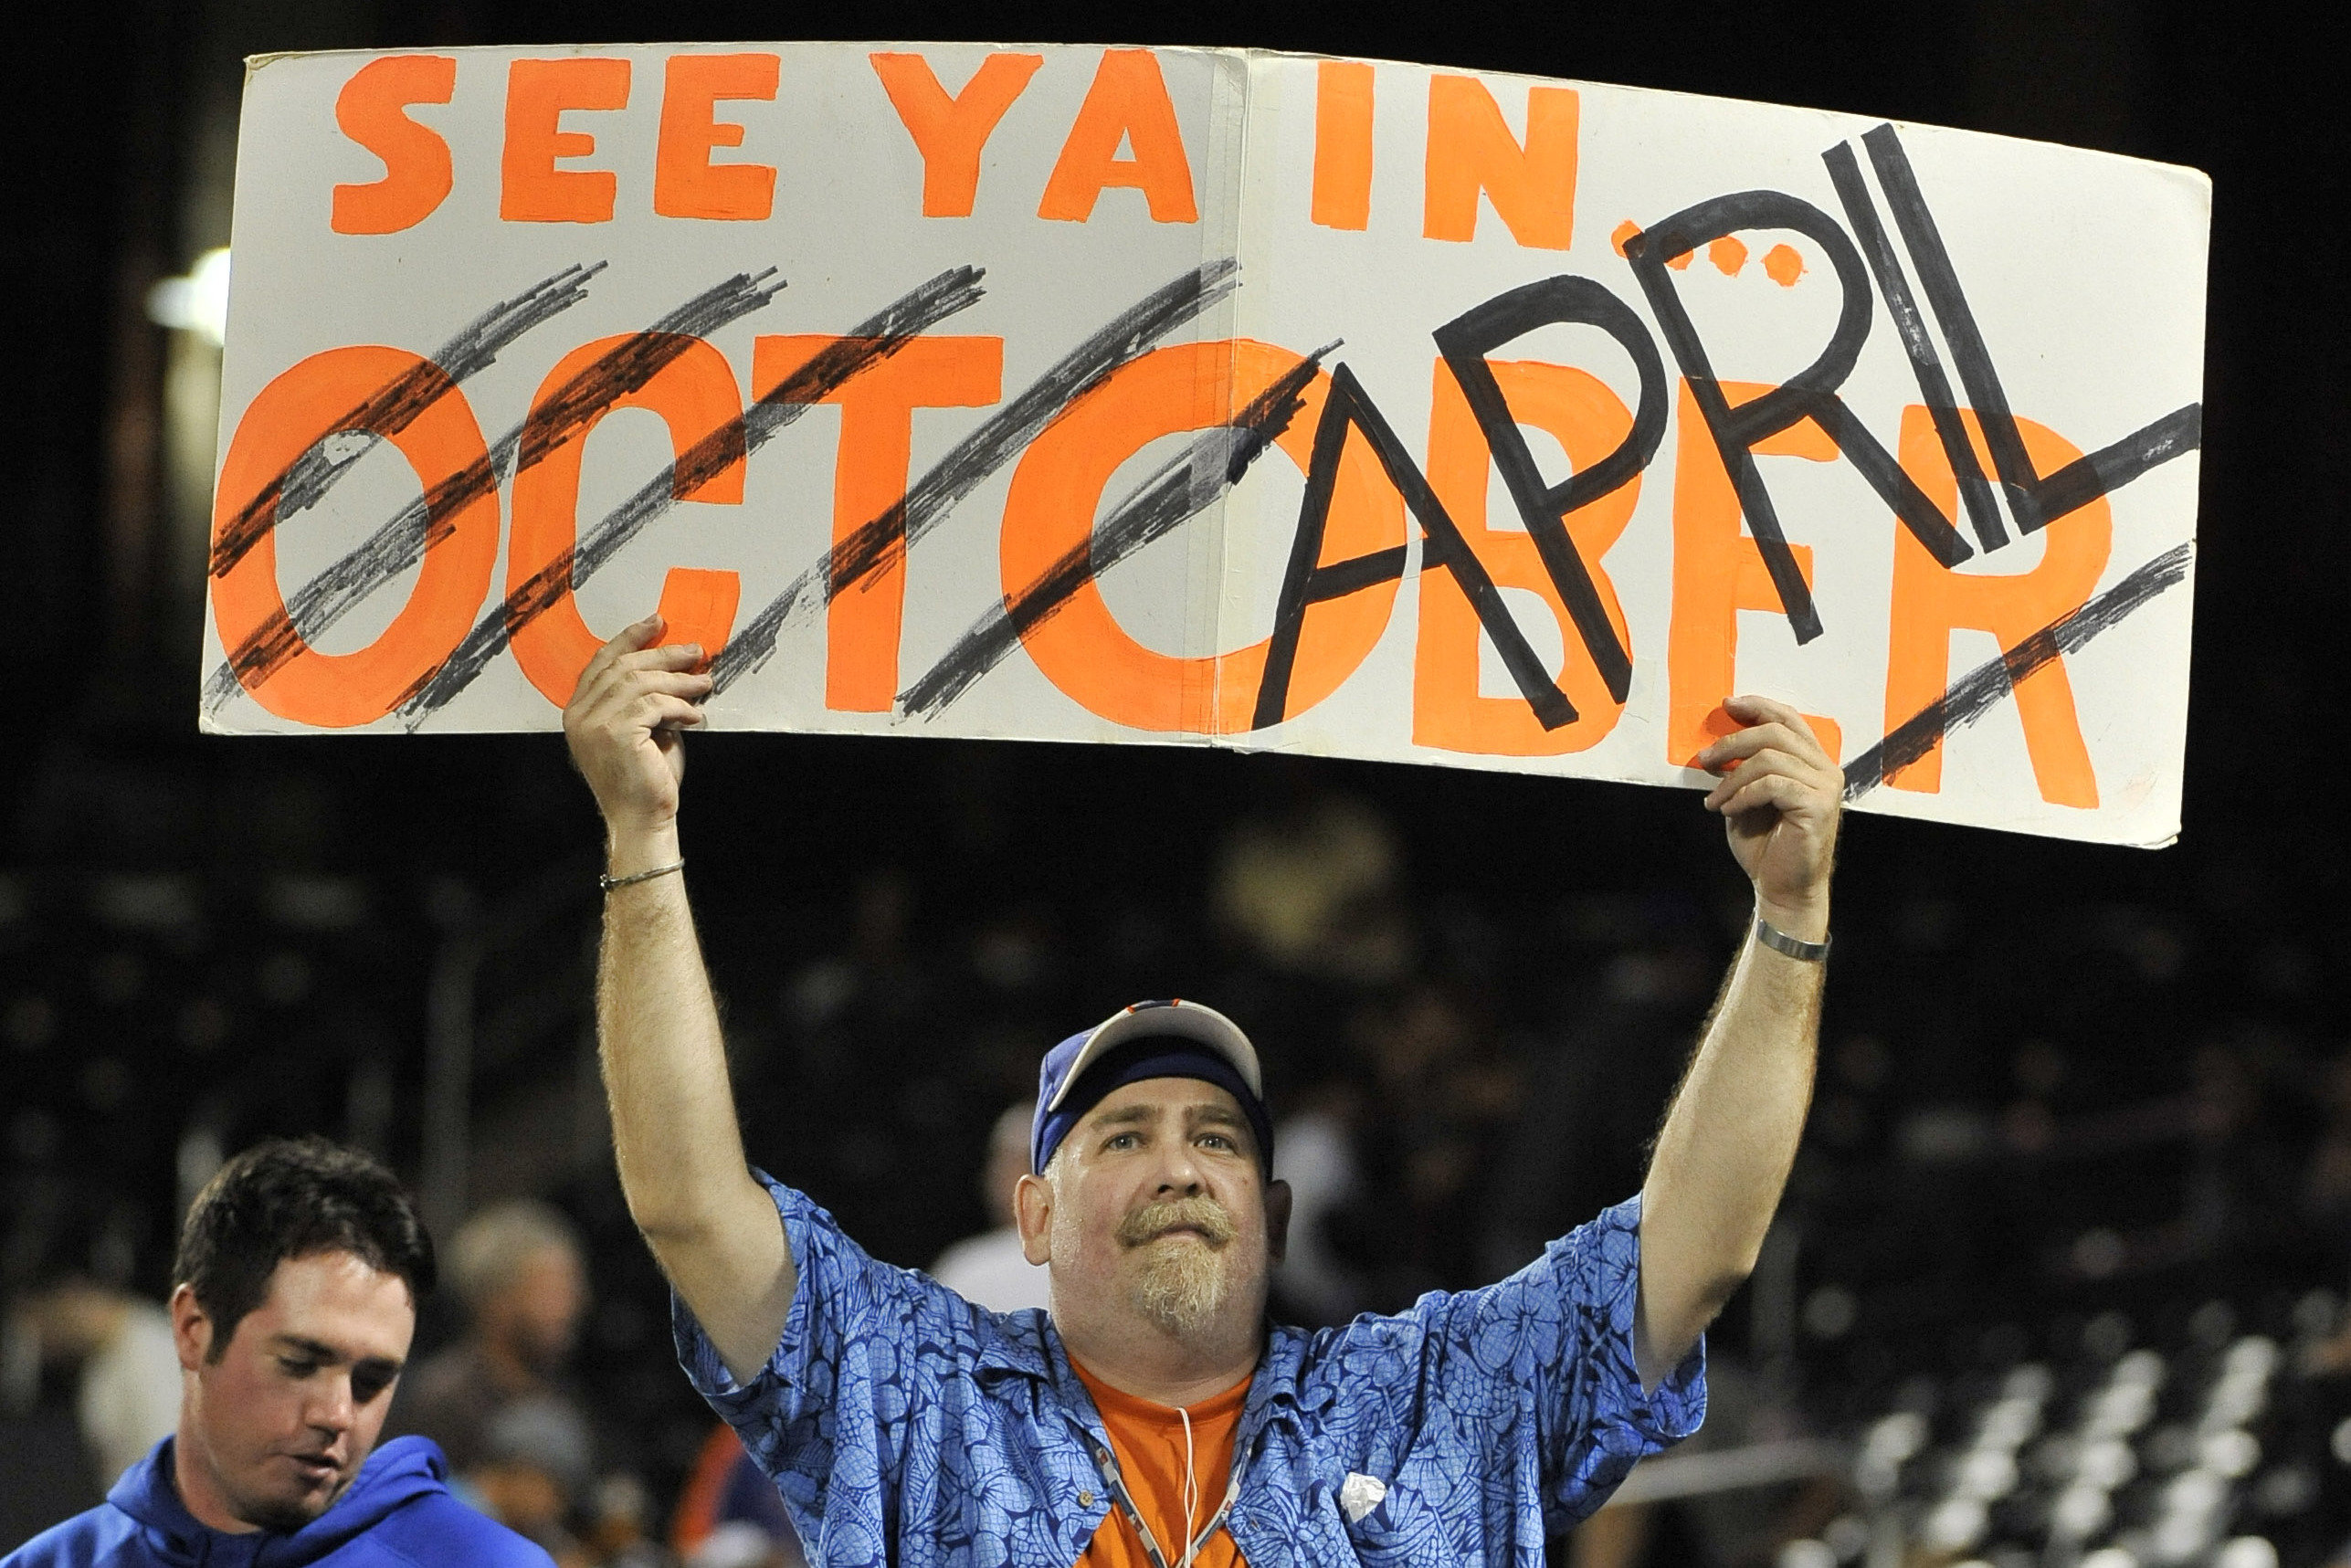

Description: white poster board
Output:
[204,42,2209,846]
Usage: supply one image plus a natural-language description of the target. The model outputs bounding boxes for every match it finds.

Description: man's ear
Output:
[1264,1178,1294,1267]
[169,1283,210,1372]
[1014,1171,1054,1267]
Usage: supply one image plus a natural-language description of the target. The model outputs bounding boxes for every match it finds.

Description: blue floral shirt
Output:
[674,1173,1705,1568]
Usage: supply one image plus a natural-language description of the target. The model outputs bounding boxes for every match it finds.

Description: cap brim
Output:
[1043,1000,1262,1113]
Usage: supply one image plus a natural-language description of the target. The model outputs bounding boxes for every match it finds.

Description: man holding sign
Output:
[566,614,1840,1566]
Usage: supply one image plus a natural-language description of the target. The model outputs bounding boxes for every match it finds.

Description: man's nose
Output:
[1153,1143,1206,1195]
[309,1373,356,1435]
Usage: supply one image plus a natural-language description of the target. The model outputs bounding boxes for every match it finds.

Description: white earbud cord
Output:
[1091,1405,1237,1568]
[1179,1405,1199,1568]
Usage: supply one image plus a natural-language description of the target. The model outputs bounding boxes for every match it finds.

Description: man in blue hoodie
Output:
[5,1137,552,1568]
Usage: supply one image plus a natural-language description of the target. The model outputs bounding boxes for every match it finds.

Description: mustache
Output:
[1116,1196,1237,1248]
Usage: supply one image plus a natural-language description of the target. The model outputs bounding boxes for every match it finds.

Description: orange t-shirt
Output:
[1070,1359,1252,1568]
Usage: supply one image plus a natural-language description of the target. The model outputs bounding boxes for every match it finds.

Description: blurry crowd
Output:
[6,763,2351,1566]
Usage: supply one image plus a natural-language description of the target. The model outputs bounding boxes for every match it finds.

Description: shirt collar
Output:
[1004,1316,1319,1437]
[1239,1323,1323,1439]
[973,1310,1057,1383]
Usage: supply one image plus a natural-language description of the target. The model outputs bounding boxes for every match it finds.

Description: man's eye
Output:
[279,1359,320,1378]
[1198,1134,1234,1151]
[1105,1132,1137,1151]
[353,1372,395,1404]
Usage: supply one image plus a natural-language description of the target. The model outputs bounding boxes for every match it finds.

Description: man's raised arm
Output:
[1634,694,1842,1390]
[565,616,794,1384]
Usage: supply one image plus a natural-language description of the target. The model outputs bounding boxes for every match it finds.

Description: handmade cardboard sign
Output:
[203,42,2209,846]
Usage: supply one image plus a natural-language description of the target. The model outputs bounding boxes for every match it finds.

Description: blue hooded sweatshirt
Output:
[4,1435,552,1568]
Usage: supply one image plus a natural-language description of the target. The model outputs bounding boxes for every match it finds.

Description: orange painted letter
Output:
[1037,50,1198,225]
[332,56,457,235]
[1666,381,1843,765]
[753,334,1005,710]
[507,333,746,707]
[870,52,1043,217]
[211,346,498,726]
[1884,406,2110,807]
[1423,76,1577,249]
[655,53,779,220]
[501,58,631,224]
[1313,60,1374,230]
[1415,360,1639,754]
[1002,342,1403,732]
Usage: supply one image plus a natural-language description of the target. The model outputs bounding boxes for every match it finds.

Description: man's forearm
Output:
[1634,918,1824,1387]
[598,832,743,1237]
[565,620,794,1382]
[597,829,796,1379]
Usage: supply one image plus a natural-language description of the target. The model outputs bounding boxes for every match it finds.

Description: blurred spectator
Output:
[927,1102,1050,1312]
[1270,1084,1369,1326]
[1567,1355,1839,1568]
[672,1426,805,1568]
[1479,900,1716,1282]
[2304,1050,2351,1241]
[393,1201,601,1553]
[2299,1051,2351,1379]
[688,1521,800,1568]
[1214,772,1412,989]
[397,1201,590,1470]
[584,1473,674,1568]
[10,1279,178,1486]
[1344,978,1521,1301]
[753,868,953,1253]
[465,1396,594,1564]
[779,869,929,1044]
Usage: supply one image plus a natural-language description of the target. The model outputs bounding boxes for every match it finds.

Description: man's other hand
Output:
[562,616,711,846]
[1693,696,1842,939]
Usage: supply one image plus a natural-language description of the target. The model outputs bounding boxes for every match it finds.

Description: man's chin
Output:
[1130,1251,1244,1335]
[242,1498,332,1534]
[240,1468,350,1533]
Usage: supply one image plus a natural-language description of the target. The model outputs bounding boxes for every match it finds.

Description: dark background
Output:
[2,0,2344,1557]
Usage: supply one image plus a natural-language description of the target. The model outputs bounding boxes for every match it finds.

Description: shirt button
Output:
[1079,1490,1094,1508]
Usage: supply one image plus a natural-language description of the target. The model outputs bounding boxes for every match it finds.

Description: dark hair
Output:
[171,1137,436,1360]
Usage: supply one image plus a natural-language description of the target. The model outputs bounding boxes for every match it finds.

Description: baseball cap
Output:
[1031,1000,1272,1176]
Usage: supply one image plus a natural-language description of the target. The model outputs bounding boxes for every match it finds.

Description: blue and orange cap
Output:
[1031,1000,1273,1177]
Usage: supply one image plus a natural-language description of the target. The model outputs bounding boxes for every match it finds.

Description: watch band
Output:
[1754,911,1830,962]
[599,859,684,893]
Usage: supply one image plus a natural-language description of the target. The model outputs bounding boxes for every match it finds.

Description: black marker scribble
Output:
[1628,187,1976,651]
[899,343,1332,718]
[1252,359,1571,732]
[1613,121,2198,687]
[1858,125,2201,536]
[395,267,991,725]
[209,262,605,581]
[706,258,1242,694]
[1433,275,1667,705]
[1841,542,2194,800]
[206,269,790,715]
[1819,144,2007,552]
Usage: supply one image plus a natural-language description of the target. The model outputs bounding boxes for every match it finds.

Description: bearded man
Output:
[565,615,1843,1568]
